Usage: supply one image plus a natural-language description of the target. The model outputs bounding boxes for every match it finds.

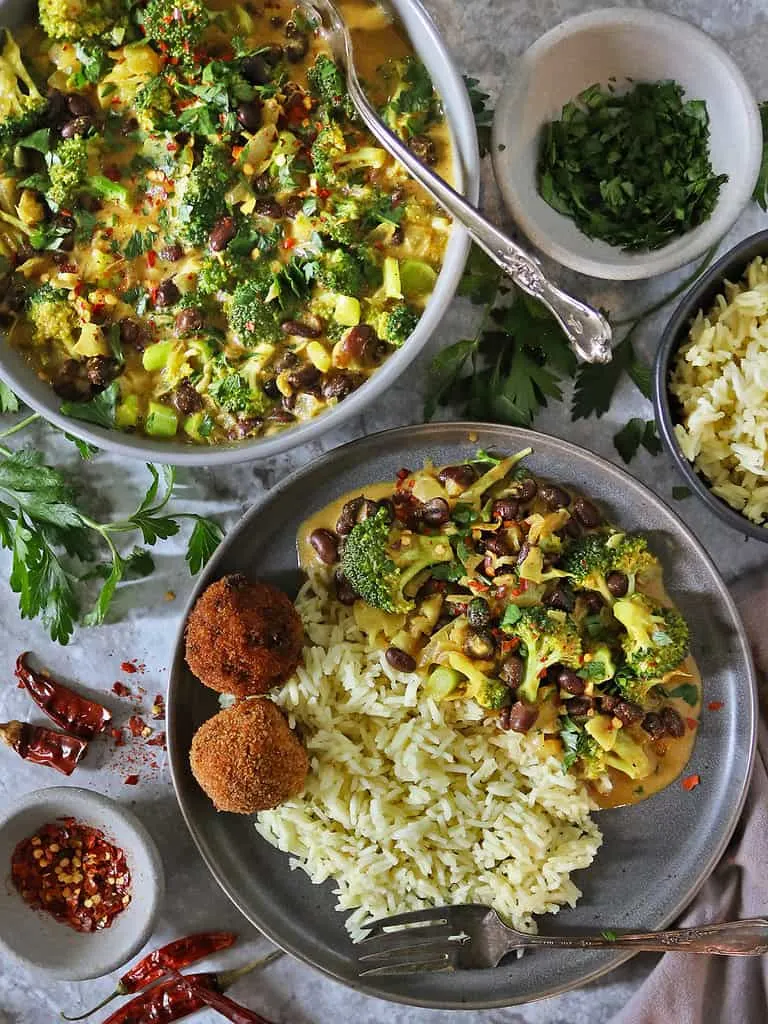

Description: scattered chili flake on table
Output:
[113,682,132,698]
[121,662,138,675]
[11,819,131,932]
[128,716,152,739]
[147,732,167,749]
[708,701,724,711]
[124,774,140,786]
[682,774,701,791]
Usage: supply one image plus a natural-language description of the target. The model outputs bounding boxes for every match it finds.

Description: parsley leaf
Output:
[463,76,494,158]
[613,418,662,464]
[60,381,119,430]
[0,380,20,414]
[753,102,768,210]
[124,229,155,259]
[457,244,502,305]
[664,682,699,706]
[185,516,223,574]
[672,485,692,500]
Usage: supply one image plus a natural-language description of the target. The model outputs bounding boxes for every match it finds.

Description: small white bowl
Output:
[492,8,762,281]
[0,788,164,981]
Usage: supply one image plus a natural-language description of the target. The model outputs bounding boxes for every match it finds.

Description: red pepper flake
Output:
[147,732,166,749]
[11,819,131,932]
[121,661,137,674]
[685,717,698,730]
[112,681,132,697]
[150,694,165,720]
[500,638,520,654]
[395,467,410,484]
[146,249,157,268]
[708,701,724,711]
[104,165,121,182]
[124,774,139,786]
[128,715,152,739]
[282,237,297,250]
[110,726,125,747]
[682,774,700,791]
[166,141,179,152]
[316,187,331,199]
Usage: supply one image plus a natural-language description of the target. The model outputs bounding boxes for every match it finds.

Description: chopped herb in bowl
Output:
[537,80,728,251]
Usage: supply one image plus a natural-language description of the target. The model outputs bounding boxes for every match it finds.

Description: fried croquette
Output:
[190,698,309,813]
[185,574,303,696]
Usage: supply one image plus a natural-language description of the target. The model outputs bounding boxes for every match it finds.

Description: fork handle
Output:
[340,53,612,364]
[520,919,768,956]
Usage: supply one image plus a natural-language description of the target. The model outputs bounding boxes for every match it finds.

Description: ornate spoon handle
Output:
[517,919,768,956]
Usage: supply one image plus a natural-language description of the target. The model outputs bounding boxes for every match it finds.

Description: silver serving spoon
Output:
[300,0,613,364]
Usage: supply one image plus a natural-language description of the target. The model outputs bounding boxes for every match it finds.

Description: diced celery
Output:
[333,294,361,326]
[383,256,402,299]
[424,666,463,701]
[145,401,178,437]
[115,394,139,428]
[400,259,437,298]
[183,411,204,438]
[142,340,174,372]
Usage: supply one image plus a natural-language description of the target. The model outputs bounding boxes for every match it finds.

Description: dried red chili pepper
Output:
[14,652,112,740]
[62,932,237,1020]
[173,971,274,1023]
[0,720,87,775]
[100,954,281,1024]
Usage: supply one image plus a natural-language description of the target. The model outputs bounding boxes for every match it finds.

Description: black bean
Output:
[286,367,320,396]
[309,528,339,565]
[557,667,585,695]
[408,134,437,164]
[51,359,92,401]
[482,534,509,557]
[252,171,272,194]
[598,694,620,715]
[119,317,151,351]
[283,196,304,218]
[121,116,139,136]
[160,243,184,262]
[281,319,322,339]
[236,99,262,132]
[385,646,416,672]
[175,306,204,336]
[492,497,520,521]
[421,497,450,526]
[613,700,644,726]
[336,496,365,537]
[253,196,282,218]
[516,477,538,503]
[45,88,68,127]
[539,484,571,510]
[515,541,531,566]
[572,496,602,528]
[322,369,365,401]
[173,379,203,415]
[269,406,295,423]
[464,629,495,660]
[60,116,91,139]
[660,705,685,738]
[241,55,272,85]
[437,464,478,493]
[499,654,524,689]
[545,586,576,613]
[334,569,358,605]
[341,323,377,361]
[273,350,299,372]
[642,712,666,740]
[1,278,25,312]
[85,356,119,389]
[564,517,582,539]
[606,571,629,598]
[467,597,491,630]
[285,37,308,62]
[209,215,237,252]
[262,377,280,399]
[154,278,180,307]
[567,696,594,718]
[227,417,262,439]
[580,591,604,614]
[506,701,539,733]
[67,93,93,117]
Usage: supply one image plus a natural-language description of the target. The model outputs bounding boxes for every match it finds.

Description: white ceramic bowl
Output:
[0,788,164,981]
[492,7,762,281]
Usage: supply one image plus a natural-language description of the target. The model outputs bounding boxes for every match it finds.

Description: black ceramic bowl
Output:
[653,229,768,543]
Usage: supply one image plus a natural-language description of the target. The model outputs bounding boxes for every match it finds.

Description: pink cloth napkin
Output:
[613,575,768,1024]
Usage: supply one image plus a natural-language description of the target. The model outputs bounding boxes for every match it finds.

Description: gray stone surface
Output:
[1,1,767,1021]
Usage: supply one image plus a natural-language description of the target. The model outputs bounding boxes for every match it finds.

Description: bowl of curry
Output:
[0,0,478,464]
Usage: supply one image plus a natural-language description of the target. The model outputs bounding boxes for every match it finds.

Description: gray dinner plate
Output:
[167,423,757,1009]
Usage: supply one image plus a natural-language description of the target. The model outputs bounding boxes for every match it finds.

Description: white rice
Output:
[670,256,768,524]
[255,573,602,940]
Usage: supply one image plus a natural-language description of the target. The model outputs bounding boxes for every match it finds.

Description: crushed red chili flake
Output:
[11,819,131,932]
[124,774,140,785]
[113,681,132,697]
[147,732,166,749]
[146,250,157,268]
[708,701,724,711]
[121,662,138,674]
[682,774,700,791]
[151,694,165,720]
[128,715,152,739]
[685,717,698,730]
[111,727,125,747]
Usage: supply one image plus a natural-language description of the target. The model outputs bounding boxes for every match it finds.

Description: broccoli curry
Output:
[298,450,702,808]
[0,0,451,443]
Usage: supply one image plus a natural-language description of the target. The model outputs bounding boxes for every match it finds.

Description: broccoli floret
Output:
[606,533,659,594]
[612,594,690,680]
[208,372,268,415]
[27,283,79,347]
[139,0,209,58]
[341,508,452,613]
[612,666,657,706]
[446,652,511,710]
[134,74,175,132]
[560,717,606,777]
[0,31,46,142]
[584,715,652,780]
[581,641,617,684]
[380,56,439,140]
[370,303,419,347]
[504,605,582,704]
[197,255,229,296]
[318,248,363,294]
[306,54,354,120]
[560,533,616,604]
[177,146,234,245]
[228,279,282,344]
[39,0,122,42]
[45,137,89,210]
[311,122,345,184]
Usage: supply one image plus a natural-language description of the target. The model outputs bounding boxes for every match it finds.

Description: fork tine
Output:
[362,906,454,937]
[357,924,462,959]
[358,950,457,977]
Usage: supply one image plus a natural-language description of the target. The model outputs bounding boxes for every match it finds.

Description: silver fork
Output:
[356,905,768,975]
[300,0,612,365]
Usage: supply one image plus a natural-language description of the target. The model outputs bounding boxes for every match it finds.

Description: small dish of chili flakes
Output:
[0,787,164,980]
